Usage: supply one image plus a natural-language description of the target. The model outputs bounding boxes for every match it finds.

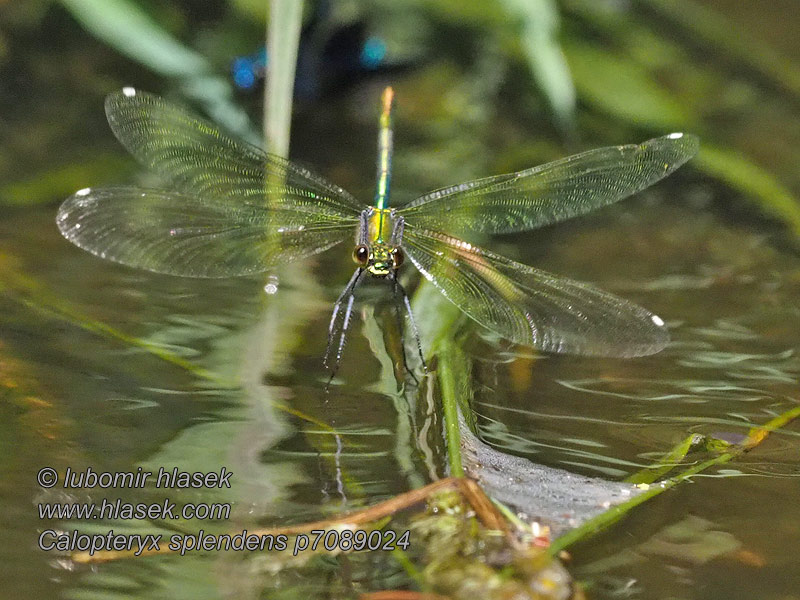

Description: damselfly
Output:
[57,87,698,378]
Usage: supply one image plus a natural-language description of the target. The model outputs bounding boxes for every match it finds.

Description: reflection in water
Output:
[3,155,800,600]
[467,200,800,595]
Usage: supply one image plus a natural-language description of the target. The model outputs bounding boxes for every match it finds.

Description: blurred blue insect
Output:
[232,47,267,91]
[232,34,387,92]
[231,17,403,100]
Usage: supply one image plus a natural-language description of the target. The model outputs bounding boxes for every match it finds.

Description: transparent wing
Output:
[104,88,363,220]
[403,227,668,357]
[57,187,353,277]
[399,134,698,237]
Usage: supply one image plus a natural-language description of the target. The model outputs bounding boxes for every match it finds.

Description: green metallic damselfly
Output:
[57,87,699,379]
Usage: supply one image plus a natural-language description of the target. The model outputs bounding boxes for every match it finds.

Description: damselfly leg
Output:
[325,267,365,386]
[390,272,427,381]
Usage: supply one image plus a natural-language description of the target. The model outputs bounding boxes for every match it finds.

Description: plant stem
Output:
[438,341,465,477]
[550,402,800,554]
[264,0,304,156]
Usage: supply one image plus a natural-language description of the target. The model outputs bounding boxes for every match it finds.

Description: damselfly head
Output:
[354,242,404,277]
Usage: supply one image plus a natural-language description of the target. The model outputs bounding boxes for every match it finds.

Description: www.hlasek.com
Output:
[37,467,411,557]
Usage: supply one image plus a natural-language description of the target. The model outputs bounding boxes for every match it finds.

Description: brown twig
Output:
[359,592,450,600]
[72,476,510,564]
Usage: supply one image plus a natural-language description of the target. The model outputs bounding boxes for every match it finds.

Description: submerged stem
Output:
[549,402,800,554]
[438,341,465,477]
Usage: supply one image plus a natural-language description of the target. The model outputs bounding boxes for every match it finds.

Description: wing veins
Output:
[403,227,669,357]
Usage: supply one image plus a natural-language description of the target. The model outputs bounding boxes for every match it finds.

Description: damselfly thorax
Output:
[353,208,405,277]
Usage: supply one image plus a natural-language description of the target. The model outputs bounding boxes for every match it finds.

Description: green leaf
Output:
[58,0,258,144]
[59,0,209,78]
[697,144,800,236]
[564,39,691,129]
[500,0,576,131]
[642,0,800,100]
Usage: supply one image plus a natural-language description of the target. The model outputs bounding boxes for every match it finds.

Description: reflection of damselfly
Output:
[57,87,698,378]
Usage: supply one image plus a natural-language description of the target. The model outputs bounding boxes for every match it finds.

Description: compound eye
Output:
[353,245,369,266]
[391,247,404,268]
